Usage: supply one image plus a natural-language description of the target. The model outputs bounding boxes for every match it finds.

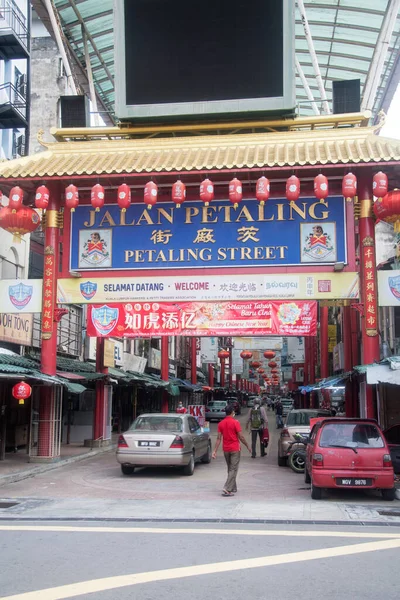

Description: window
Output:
[189,417,200,433]
[319,423,384,448]
[0,258,20,279]
[286,411,330,426]
[131,416,183,432]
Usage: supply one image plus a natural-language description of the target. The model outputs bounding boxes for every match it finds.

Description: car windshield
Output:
[130,416,183,432]
[319,423,384,448]
[208,401,226,408]
[287,411,328,426]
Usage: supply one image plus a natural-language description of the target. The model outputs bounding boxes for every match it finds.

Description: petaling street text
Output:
[124,246,289,264]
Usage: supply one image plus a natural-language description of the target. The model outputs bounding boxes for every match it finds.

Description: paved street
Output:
[1,521,400,599]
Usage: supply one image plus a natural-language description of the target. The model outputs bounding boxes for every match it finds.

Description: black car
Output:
[225,397,241,415]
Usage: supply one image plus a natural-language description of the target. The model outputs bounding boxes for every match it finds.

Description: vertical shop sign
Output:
[41,245,56,340]
[362,236,378,337]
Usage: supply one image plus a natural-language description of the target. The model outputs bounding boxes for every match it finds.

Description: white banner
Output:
[0,280,42,313]
[200,337,218,363]
[233,337,283,351]
[378,270,400,306]
[286,337,305,363]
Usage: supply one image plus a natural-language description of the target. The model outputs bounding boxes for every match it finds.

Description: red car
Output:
[305,418,396,501]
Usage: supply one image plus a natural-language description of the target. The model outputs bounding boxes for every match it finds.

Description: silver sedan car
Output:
[205,400,228,422]
[117,413,211,476]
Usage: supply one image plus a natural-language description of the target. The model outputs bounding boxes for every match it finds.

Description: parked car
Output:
[247,395,258,408]
[205,400,228,422]
[225,397,241,415]
[117,413,211,476]
[280,398,293,417]
[305,418,396,500]
[278,409,331,466]
[383,423,400,473]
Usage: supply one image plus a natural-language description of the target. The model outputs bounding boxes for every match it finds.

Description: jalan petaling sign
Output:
[69,198,347,271]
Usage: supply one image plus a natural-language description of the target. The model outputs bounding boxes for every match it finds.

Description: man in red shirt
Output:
[212,405,251,496]
[176,401,187,414]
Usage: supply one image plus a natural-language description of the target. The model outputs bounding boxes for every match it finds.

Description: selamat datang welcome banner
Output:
[87,300,318,338]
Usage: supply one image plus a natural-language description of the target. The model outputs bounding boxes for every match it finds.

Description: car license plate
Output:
[138,441,161,447]
[336,478,372,486]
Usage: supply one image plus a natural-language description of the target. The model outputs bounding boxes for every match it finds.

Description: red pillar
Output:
[358,175,380,419]
[303,337,309,386]
[220,358,225,388]
[236,374,241,390]
[191,337,197,385]
[343,306,353,372]
[161,336,169,413]
[228,347,233,389]
[320,306,329,379]
[94,338,107,441]
[39,190,60,457]
[208,364,214,388]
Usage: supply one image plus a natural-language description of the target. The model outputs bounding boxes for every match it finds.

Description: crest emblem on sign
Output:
[80,231,110,267]
[8,283,33,310]
[389,276,400,300]
[303,225,334,261]
[91,305,119,336]
[80,281,97,300]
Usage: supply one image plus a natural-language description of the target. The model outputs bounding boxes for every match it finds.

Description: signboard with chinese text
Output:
[69,198,347,271]
[87,300,317,338]
[0,280,42,314]
[42,247,56,340]
[361,238,378,336]
[58,271,358,304]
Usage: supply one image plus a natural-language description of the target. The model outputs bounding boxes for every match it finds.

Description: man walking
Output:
[275,398,284,429]
[212,405,251,496]
[246,397,268,458]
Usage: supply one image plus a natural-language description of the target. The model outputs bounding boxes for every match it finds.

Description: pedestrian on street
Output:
[212,404,251,496]
[246,397,268,458]
[176,401,187,414]
[275,399,284,429]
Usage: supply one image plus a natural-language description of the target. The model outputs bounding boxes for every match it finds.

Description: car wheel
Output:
[121,464,135,475]
[304,468,311,484]
[278,455,287,467]
[381,487,396,501]
[183,452,195,476]
[311,482,322,500]
[201,442,212,464]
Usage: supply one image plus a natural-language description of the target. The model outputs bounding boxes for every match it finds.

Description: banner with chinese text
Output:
[87,300,317,338]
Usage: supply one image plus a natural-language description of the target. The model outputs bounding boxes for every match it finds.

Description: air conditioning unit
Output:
[15,134,25,157]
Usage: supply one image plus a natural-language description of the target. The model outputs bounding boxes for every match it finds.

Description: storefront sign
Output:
[377,270,400,306]
[87,300,318,338]
[188,405,206,427]
[58,271,358,303]
[200,337,218,363]
[234,337,283,351]
[328,324,337,353]
[361,237,378,336]
[103,339,115,367]
[85,337,124,366]
[0,279,42,313]
[0,313,33,345]
[69,198,347,271]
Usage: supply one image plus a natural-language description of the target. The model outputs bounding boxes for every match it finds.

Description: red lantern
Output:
[373,171,388,199]
[257,368,265,374]
[374,190,400,232]
[172,180,186,208]
[229,177,242,208]
[0,206,40,241]
[256,176,270,205]
[314,174,329,202]
[65,184,79,212]
[35,185,50,210]
[200,178,214,206]
[144,181,158,209]
[263,351,275,359]
[240,351,253,360]
[218,350,230,361]
[268,361,277,368]
[342,172,357,202]
[91,184,105,212]
[117,183,131,212]
[9,186,23,213]
[250,361,261,368]
[271,369,279,374]
[12,381,32,401]
[286,175,300,202]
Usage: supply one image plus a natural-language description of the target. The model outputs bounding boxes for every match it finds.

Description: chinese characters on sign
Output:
[87,300,318,339]
[362,237,378,337]
[41,246,55,339]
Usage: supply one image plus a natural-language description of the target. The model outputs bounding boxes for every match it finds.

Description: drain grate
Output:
[378,510,400,517]
[0,501,19,509]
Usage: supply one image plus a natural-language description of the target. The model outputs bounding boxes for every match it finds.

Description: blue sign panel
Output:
[70,197,346,271]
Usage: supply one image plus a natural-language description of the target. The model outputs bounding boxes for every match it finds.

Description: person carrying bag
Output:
[246,398,268,458]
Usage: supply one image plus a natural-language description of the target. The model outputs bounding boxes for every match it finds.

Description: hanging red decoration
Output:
[342,172,357,202]
[12,381,32,401]
[268,361,277,368]
[0,206,40,241]
[256,176,270,206]
[286,175,300,202]
[240,351,253,360]
[35,185,50,210]
[250,361,261,368]
[91,184,105,212]
[144,181,158,209]
[373,171,388,199]
[263,351,275,359]
[9,186,23,213]
[271,368,279,374]
[172,180,186,208]
[314,174,329,202]
[257,368,265,374]
[65,184,79,212]
[373,190,400,232]
[229,177,242,208]
[117,183,131,212]
[218,350,230,360]
[199,178,214,206]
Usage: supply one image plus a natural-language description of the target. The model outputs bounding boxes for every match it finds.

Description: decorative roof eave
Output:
[1,125,400,182]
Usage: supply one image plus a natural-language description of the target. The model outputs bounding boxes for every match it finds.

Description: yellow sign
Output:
[103,339,115,368]
[0,313,33,346]
[328,324,337,353]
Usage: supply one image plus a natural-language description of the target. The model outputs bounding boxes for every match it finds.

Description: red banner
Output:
[87,300,317,338]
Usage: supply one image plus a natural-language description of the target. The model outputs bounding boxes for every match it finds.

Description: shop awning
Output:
[300,372,351,393]
[354,358,400,385]
[62,381,87,395]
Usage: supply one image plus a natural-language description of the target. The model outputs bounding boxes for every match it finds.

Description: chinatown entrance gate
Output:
[1,111,399,459]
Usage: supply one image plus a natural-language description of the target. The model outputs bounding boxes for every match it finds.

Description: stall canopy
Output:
[354,357,400,385]
[300,372,352,393]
